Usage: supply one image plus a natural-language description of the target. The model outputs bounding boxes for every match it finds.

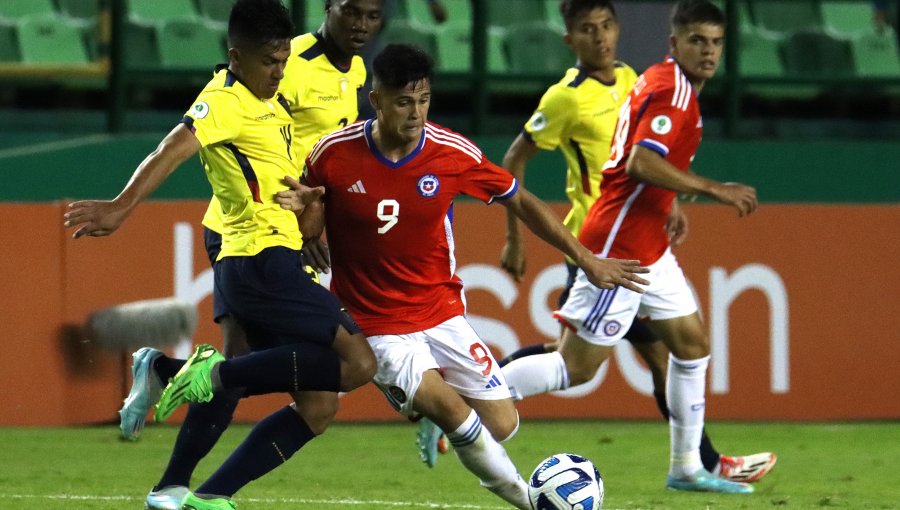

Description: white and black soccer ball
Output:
[527,453,604,510]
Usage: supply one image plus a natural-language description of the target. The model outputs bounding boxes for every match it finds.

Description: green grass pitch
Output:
[0,421,897,509]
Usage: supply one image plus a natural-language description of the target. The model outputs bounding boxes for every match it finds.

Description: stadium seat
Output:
[781,30,854,78]
[127,0,197,24]
[487,0,545,29]
[0,23,20,62]
[750,1,823,34]
[16,14,90,64]
[304,0,326,32]
[504,22,569,74]
[404,0,470,29]
[57,0,102,23]
[157,18,226,68]
[380,19,437,58]
[0,0,55,20]
[850,28,900,77]
[544,0,565,31]
[433,25,508,73]
[195,0,232,25]
[822,1,876,36]
[738,28,784,77]
[124,21,160,67]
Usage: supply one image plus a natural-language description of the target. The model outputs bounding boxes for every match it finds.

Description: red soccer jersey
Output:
[579,57,703,266]
[305,119,517,335]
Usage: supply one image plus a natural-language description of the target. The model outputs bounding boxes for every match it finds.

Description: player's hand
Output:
[301,238,331,274]
[63,199,129,239]
[709,182,758,217]
[581,257,650,294]
[500,240,526,282]
[666,203,689,247]
[277,175,325,214]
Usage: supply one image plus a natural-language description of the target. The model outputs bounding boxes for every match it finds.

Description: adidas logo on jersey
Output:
[347,180,367,193]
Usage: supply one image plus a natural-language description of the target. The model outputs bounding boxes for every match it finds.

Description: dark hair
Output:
[372,44,434,90]
[560,0,617,30]
[228,0,294,49]
[670,0,725,31]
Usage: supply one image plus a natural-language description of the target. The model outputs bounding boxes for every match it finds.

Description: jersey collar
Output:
[363,118,426,168]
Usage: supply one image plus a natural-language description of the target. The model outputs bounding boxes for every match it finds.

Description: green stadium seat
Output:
[487,0,545,29]
[57,0,102,23]
[124,21,160,66]
[380,19,437,57]
[0,0,56,20]
[750,1,823,34]
[781,30,854,78]
[822,1,875,36]
[544,0,565,31]
[16,14,90,64]
[157,18,226,68]
[504,22,569,74]
[0,23,20,62]
[738,28,784,77]
[304,0,326,32]
[851,28,900,77]
[127,0,197,23]
[433,25,508,73]
[404,0,470,29]
[196,0,233,25]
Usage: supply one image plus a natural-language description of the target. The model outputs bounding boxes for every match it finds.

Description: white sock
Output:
[502,351,569,400]
[666,354,709,478]
[447,410,530,510]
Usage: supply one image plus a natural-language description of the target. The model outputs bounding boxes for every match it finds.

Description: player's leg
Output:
[188,391,337,502]
[150,316,249,499]
[638,250,751,493]
[413,372,530,510]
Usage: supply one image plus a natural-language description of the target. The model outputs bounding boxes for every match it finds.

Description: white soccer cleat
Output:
[119,347,164,441]
[718,452,777,483]
[145,485,190,510]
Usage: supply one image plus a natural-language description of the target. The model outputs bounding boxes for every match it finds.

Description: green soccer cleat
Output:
[145,485,189,510]
[416,417,442,468]
[666,468,753,494]
[120,347,164,441]
[154,344,224,423]
[180,492,237,510]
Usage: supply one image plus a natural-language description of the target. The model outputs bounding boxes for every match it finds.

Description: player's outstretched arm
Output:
[63,124,201,238]
[501,188,649,293]
[500,134,541,282]
[627,146,758,217]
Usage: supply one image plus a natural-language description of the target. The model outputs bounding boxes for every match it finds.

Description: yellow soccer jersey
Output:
[183,67,302,259]
[523,63,638,242]
[202,32,366,234]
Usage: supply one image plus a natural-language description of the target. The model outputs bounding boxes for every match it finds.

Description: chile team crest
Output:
[417,174,440,197]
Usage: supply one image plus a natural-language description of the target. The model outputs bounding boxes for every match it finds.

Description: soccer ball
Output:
[527,453,604,510]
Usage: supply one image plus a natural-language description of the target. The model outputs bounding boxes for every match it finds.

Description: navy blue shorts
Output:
[560,261,655,345]
[203,227,231,322]
[215,246,359,351]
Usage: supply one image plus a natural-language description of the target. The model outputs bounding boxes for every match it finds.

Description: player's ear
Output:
[563,31,573,48]
[228,47,240,66]
[368,89,380,114]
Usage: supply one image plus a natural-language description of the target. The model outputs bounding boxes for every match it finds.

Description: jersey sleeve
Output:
[279,37,310,108]
[181,90,242,148]
[522,84,575,151]
[459,155,518,205]
[630,85,690,158]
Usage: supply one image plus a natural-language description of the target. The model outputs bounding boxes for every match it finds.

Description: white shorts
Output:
[368,315,511,416]
[555,248,698,346]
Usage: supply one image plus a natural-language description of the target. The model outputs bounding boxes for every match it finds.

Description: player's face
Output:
[670,22,725,85]
[372,79,431,145]
[564,7,620,72]
[325,0,384,56]
[230,39,292,99]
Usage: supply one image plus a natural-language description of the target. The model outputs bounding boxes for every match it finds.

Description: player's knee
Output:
[493,411,520,443]
[339,333,377,392]
[290,395,338,435]
[567,362,600,386]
